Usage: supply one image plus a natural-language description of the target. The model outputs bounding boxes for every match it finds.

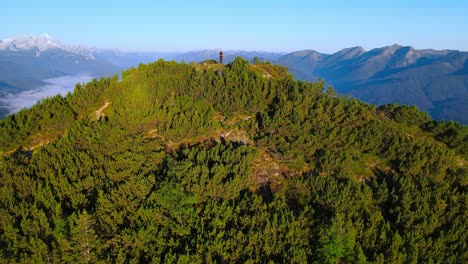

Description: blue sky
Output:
[2,0,468,53]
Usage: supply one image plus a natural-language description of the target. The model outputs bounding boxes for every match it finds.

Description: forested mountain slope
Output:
[0,58,467,263]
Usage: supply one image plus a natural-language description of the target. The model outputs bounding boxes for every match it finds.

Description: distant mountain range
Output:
[0,35,118,90]
[0,35,280,89]
[1,35,467,123]
[276,45,468,124]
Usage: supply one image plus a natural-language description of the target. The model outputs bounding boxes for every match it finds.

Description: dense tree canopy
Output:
[0,58,466,263]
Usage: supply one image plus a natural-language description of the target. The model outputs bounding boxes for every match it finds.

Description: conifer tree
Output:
[69,210,99,264]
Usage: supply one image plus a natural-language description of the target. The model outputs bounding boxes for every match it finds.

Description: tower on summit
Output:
[219,50,223,64]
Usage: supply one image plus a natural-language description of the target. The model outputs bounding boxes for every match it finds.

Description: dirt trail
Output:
[29,140,50,150]
[95,100,110,119]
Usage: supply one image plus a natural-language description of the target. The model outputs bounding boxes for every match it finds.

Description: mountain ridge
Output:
[277,45,468,124]
[0,34,96,58]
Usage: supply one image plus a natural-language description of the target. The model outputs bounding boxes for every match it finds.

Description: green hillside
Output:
[0,58,467,263]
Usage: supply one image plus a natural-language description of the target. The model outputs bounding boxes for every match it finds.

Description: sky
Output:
[2,0,468,53]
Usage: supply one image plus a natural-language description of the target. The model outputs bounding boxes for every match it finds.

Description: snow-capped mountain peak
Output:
[0,34,59,51]
[0,34,95,59]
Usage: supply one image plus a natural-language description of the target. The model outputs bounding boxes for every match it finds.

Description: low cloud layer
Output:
[0,74,93,115]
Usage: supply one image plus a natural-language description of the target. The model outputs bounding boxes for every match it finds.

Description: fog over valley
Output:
[0,74,93,115]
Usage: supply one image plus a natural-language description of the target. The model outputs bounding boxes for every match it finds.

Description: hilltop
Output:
[0,58,467,263]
